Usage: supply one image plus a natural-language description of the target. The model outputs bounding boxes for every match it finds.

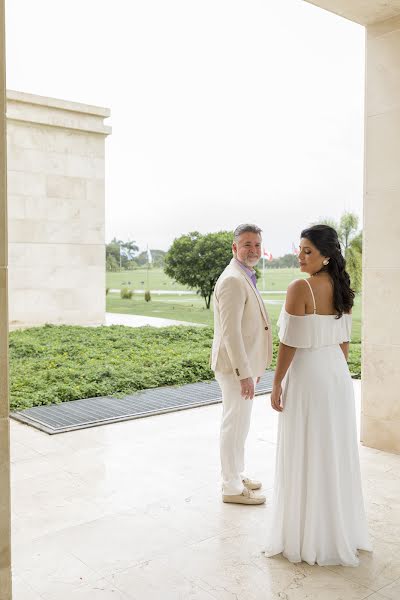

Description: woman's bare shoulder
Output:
[286,279,309,295]
[285,279,308,315]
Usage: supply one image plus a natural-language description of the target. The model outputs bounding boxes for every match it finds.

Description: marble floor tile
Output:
[11,575,43,600]
[12,534,100,599]
[48,576,134,599]
[10,440,42,463]
[12,494,107,547]
[46,508,189,578]
[10,420,75,456]
[375,576,400,600]
[366,500,400,545]
[9,386,399,600]
[325,538,400,591]
[161,534,375,600]
[142,482,271,547]
[11,451,79,483]
[110,559,218,600]
[11,466,108,546]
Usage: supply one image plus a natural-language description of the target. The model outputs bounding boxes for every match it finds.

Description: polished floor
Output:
[10,381,400,600]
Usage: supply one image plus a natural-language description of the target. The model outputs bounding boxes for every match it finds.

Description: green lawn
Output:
[107,292,361,342]
[258,268,307,290]
[106,267,305,292]
[107,293,215,325]
[106,268,191,291]
[107,283,361,379]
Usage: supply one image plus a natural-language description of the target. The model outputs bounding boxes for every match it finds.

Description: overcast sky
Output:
[6,0,365,257]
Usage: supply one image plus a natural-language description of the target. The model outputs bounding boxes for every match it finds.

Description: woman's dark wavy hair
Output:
[300,224,355,318]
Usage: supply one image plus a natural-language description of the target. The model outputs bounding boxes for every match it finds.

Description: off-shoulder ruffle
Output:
[277,308,352,348]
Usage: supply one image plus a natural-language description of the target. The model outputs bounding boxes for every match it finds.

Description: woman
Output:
[265,225,371,566]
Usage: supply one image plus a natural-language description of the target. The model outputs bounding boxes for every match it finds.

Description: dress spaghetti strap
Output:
[304,279,317,314]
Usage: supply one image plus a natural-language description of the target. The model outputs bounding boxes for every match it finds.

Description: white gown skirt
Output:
[265,345,372,566]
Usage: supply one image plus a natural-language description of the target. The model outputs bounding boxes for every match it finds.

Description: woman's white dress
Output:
[265,290,371,566]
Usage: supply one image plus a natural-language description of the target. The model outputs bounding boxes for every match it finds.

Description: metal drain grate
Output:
[10,371,274,434]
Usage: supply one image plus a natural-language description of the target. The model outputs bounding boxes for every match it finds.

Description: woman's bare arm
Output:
[274,343,297,384]
[271,343,297,412]
[270,280,306,412]
[340,341,349,360]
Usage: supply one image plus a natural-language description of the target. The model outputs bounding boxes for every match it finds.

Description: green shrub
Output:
[348,343,361,378]
[9,325,215,410]
[144,290,151,302]
[9,323,361,412]
[120,287,133,299]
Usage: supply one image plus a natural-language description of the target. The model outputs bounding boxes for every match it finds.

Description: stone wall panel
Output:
[6,91,110,328]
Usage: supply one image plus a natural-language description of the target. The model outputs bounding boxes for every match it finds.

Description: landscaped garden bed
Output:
[10,323,361,411]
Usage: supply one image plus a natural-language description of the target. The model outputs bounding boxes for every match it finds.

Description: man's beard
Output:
[244,257,259,267]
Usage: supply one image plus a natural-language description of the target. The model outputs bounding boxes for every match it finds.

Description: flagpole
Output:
[146,244,151,292]
[263,255,265,291]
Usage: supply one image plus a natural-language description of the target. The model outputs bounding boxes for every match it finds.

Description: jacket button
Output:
[265,326,268,330]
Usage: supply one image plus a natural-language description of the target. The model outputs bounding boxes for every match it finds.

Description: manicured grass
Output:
[106,268,191,291]
[106,267,306,292]
[107,288,361,379]
[106,292,292,327]
[107,293,215,325]
[106,293,361,342]
[259,268,307,290]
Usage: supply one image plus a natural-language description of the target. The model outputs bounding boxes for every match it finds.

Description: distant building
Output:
[6,90,111,329]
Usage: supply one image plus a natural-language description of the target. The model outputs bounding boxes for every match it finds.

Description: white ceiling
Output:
[304,0,400,26]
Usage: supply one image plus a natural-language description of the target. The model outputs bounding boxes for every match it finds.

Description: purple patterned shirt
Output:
[235,259,257,288]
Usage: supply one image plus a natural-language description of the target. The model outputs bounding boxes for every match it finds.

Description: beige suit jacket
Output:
[211,258,273,379]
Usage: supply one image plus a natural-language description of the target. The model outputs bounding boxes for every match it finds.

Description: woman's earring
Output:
[323,259,330,266]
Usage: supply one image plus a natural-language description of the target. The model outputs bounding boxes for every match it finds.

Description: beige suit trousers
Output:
[216,371,255,495]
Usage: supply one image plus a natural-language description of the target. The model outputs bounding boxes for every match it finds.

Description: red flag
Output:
[292,242,299,256]
[263,248,273,261]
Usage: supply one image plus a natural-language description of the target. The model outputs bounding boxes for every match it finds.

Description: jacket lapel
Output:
[230,259,269,324]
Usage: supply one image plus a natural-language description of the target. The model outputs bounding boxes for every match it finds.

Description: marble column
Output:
[362,15,400,453]
[0,0,12,597]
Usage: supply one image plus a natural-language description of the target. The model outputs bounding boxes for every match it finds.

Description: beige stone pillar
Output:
[362,15,400,453]
[0,0,12,598]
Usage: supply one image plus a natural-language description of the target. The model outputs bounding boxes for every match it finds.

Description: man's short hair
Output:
[233,223,262,241]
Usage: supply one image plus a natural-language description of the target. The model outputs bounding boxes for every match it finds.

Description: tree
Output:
[316,213,359,251]
[164,231,233,308]
[106,238,139,271]
[346,231,362,293]
[106,254,119,272]
[136,249,166,268]
[338,212,359,250]
[106,240,121,268]
[316,212,362,292]
[268,254,299,269]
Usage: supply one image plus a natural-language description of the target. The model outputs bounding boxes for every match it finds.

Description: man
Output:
[211,224,273,505]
